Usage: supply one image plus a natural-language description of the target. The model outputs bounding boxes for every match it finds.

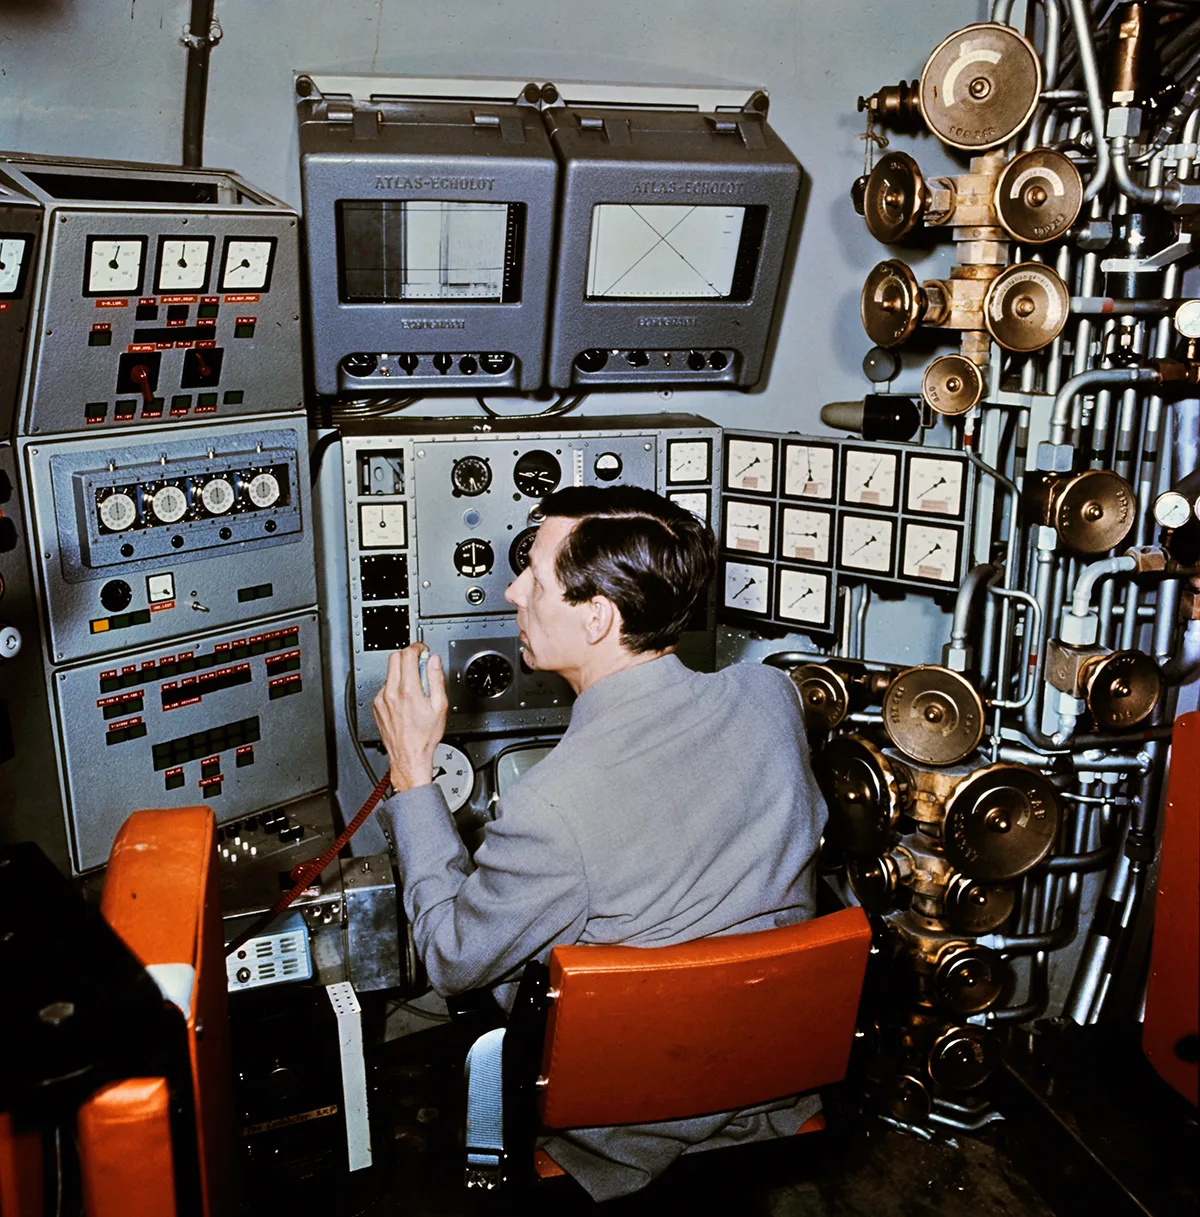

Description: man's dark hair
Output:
[538,485,716,654]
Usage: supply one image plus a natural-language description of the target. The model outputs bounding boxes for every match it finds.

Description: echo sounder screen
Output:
[337,200,524,303]
[585,204,765,301]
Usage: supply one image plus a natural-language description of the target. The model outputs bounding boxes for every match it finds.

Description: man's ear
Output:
[584,595,619,646]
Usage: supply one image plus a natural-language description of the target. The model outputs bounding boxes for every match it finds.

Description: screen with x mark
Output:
[585,204,748,299]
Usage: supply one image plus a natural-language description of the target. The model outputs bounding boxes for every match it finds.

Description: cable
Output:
[345,669,387,787]
[309,428,341,488]
[475,392,588,419]
[385,999,452,1024]
[328,395,422,426]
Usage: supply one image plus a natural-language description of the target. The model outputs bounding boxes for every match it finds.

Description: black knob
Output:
[707,351,728,370]
[686,350,706,371]
[574,349,608,373]
[264,520,277,533]
[171,535,185,549]
[624,349,649,368]
[100,579,132,612]
[236,967,251,984]
[458,355,478,375]
[342,353,378,378]
[398,353,420,374]
[120,543,134,558]
[219,527,232,540]
[432,353,454,373]
[479,352,513,374]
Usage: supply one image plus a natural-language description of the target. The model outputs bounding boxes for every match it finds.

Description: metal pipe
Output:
[1066,0,1112,200]
[1069,297,1178,316]
[949,564,998,655]
[1044,841,1119,871]
[1050,367,1162,446]
[182,0,218,167]
[1111,135,1185,208]
[1070,554,1137,618]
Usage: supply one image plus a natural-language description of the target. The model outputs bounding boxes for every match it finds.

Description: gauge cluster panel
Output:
[0,155,302,437]
[719,430,974,633]
[0,177,42,440]
[341,414,721,736]
[22,416,315,663]
[51,610,327,872]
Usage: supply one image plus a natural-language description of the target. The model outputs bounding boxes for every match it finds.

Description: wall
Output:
[0,0,990,835]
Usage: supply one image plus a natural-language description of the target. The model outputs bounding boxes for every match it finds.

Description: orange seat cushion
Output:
[539,907,871,1128]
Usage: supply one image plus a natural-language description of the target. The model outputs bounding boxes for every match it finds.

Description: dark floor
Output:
[239,1021,1060,1217]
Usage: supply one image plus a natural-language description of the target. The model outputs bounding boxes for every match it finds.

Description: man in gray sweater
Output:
[373,485,827,1200]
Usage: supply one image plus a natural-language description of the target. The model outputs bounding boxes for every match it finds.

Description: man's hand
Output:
[372,644,448,793]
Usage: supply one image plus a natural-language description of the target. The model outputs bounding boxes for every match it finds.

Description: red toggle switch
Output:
[193,352,211,380]
[129,364,154,404]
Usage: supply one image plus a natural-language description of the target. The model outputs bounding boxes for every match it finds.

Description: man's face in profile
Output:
[504,516,591,675]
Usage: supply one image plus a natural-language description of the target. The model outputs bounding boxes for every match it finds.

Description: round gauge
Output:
[453,538,495,578]
[200,476,236,515]
[247,471,281,509]
[509,526,539,574]
[451,455,492,497]
[463,652,514,699]
[513,450,562,498]
[594,452,623,482]
[98,491,137,533]
[1154,490,1193,530]
[432,742,475,814]
[1174,299,1200,339]
[148,484,188,525]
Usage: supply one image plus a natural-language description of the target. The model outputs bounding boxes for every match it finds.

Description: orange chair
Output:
[464,906,873,1194]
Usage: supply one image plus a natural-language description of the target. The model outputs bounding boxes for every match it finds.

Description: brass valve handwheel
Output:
[1054,469,1136,554]
[928,1025,997,1091]
[863,152,928,243]
[995,148,1084,244]
[883,665,984,766]
[820,733,910,855]
[919,23,1042,150]
[922,354,984,416]
[983,262,1070,352]
[789,663,851,732]
[847,852,904,915]
[944,873,1016,935]
[943,763,1060,882]
[1083,649,1162,730]
[861,260,924,347]
[932,943,1005,1016]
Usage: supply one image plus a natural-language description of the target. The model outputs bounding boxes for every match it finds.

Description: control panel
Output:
[0,176,41,439]
[53,610,327,872]
[0,155,302,437]
[718,430,976,633]
[22,416,315,663]
[341,414,721,736]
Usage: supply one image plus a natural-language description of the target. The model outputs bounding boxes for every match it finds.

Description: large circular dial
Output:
[463,652,513,699]
[451,455,492,497]
[246,471,281,509]
[98,491,137,532]
[513,450,561,498]
[453,538,494,578]
[509,526,539,574]
[432,742,475,814]
[200,476,236,515]
[148,483,188,524]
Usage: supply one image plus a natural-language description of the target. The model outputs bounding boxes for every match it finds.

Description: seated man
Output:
[373,485,827,1201]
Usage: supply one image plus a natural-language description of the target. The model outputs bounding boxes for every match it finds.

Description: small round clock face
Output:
[433,742,475,813]
[148,484,189,524]
[98,491,138,532]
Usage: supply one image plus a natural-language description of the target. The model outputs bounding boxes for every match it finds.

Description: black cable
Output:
[475,392,587,419]
[309,428,341,488]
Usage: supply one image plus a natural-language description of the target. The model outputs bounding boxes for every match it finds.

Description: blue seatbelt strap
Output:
[464,1027,507,1182]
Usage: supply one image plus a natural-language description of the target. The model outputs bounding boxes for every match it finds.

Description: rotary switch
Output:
[942,763,1060,882]
[883,666,984,767]
[819,734,911,855]
[918,23,1042,151]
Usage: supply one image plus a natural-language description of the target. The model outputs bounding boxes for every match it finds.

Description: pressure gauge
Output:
[668,490,709,522]
[451,455,492,497]
[722,560,770,615]
[666,439,711,484]
[97,490,138,533]
[842,448,898,508]
[359,501,408,549]
[146,483,188,525]
[783,442,836,501]
[1154,490,1193,530]
[433,742,475,814]
[777,568,832,628]
[906,455,965,517]
[724,499,773,555]
[513,450,562,497]
[246,471,281,509]
[220,237,276,291]
[453,538,495,578]
[780,506,832,564]
[0,236,30,296]
[85,236,146,296]
[156,236,213,293]
[1174,299,1200,340]
[839,514,895,575]
[199,476,236,515]
[593,452,623,482]
[900,522,961,584]
[725,438,776,494]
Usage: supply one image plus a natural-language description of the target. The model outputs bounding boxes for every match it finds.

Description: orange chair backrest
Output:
[538,906,872,1129]
[99,808,230,1217]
